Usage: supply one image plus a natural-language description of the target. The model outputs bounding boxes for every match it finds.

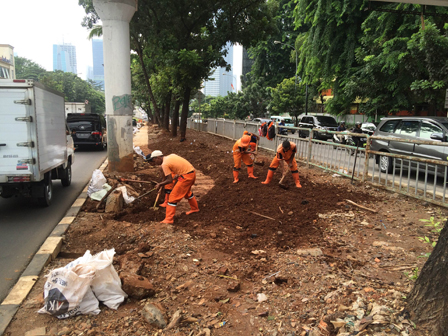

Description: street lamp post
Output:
[274,40,308,115]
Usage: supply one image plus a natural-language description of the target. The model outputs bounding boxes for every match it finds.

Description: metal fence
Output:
[188,118,448,208]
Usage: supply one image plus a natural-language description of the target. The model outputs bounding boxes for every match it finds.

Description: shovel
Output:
[153,190,162,210]
[119,178,157,184]
[137,187,157,200]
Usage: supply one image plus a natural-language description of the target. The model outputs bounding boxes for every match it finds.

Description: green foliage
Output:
[39,71,105,114]
[417,216,446,256]
[270,77,307,122]
[15,56,47,80]
[404,267,419,281]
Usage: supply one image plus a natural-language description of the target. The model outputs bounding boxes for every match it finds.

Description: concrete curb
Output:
[0,159,108,336]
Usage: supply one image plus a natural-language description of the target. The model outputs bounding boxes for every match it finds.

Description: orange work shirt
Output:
[276,142,297,161]
[161,154,194,177]
[233,139,249,153]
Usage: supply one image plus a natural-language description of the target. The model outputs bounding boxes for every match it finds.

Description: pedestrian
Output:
[233,134,258,183]
[351,122,363,147]
[261,140,302,188]
[147,150,199,224]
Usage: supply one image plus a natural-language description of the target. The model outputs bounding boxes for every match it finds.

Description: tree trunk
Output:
[180,86,191,141]
[133,37,162,125]
[406,219,448,335]
[164,94,171,131]
[171,99,180,137]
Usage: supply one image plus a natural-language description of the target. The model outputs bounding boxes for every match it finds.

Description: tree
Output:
[270,77,307,123]
[39,71,105,114]
[407,220,448,335]
[15,56,47,80]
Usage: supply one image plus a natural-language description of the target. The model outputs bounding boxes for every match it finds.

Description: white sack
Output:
[88,249,127,309]
[38,264,96,319]
[87,169,107,197]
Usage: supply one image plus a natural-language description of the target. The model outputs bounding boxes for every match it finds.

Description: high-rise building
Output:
[92,39,104,90]
[242,47,254,82]
[53,44,77,74]
[203,43,235,97]
[0,44,15,79]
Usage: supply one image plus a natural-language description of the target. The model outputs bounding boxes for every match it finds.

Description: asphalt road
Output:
[0,149,107,303]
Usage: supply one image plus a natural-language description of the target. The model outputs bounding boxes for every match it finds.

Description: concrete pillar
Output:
[93,0,137,172]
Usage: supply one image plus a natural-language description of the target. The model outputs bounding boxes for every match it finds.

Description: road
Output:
[0,149,106,303]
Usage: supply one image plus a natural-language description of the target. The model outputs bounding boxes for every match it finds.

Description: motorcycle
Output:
[278,126,288,136]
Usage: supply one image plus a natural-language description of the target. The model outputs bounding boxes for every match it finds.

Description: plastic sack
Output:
[90,183,112,201]
[88,249,128,309]
[38,264,96,319]
[64,249,127,310]
[87,169,107,197]
[115,186,135,204]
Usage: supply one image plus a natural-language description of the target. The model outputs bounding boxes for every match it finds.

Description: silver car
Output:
[371,116,448,174]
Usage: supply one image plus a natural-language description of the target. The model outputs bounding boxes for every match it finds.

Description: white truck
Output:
[0,79,75,206]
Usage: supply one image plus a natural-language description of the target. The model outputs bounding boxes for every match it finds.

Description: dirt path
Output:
[5,126,439,336]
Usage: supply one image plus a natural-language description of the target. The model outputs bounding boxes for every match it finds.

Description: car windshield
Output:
[284,119,293,123]
[316,116,338,126]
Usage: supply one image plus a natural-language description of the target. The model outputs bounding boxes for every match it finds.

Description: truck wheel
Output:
[38,175,53,207]
[61,163,72,187]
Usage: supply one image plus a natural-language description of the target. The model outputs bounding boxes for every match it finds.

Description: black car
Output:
[298,115,338,140]
[67,113,107,150]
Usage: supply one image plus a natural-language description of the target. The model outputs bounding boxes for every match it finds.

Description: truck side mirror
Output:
[430,132,444,141]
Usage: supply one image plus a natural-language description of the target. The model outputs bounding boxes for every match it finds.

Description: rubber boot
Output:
[261,170,274,184]
[247,166,258,179]
[161,204,176,224]
[186,196,199,215]
[233,170,239,183]
[159,194,169,208]
[292,172,302,188]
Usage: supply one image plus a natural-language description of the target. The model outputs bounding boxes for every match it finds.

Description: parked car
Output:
[252,118,271,124]
[298,115,339,140]
[370,116,448,174]
[67,113,107,151]
[270,116,295,134]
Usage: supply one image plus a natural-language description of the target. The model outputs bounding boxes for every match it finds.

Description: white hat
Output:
[147,150,163,161]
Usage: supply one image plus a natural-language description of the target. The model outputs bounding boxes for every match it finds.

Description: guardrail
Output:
[188,118,448,207]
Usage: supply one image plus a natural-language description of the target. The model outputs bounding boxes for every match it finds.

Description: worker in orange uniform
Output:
[147,150,199,224]
[261,140,302,188]
[159,171,175,208]
[243,130,259,153]
[233,134,258,183]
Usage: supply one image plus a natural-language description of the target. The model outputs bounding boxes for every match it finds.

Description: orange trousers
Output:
[167,171,196,205]
[268,156,298,173]
[233,152,254,170]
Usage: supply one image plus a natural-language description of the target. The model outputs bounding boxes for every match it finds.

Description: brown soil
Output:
[5,126,441,336]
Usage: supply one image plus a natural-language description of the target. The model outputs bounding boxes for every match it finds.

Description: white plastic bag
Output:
[115,186,135,204]
[87,169,107,197]
[38,264,96,319]
[90,183,112,201]
[88,249,127,309]
[133,146,145,158]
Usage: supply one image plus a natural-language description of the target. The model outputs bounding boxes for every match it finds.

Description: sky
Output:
[0,0,242,86]
[1,0,95,80]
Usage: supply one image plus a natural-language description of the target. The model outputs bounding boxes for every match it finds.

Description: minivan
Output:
[370,116,448,174]
[271,116,295,134]
[67,113,107,150]
[298,114,339,140]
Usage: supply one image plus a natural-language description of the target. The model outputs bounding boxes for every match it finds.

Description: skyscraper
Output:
[203,43,235,97]
[53,44,77,74]
[242,47,254,82]
[92,39,104,90]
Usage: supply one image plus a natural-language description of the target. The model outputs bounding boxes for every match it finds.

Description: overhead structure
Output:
[92,0,137,172]
[372,0,448,6]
